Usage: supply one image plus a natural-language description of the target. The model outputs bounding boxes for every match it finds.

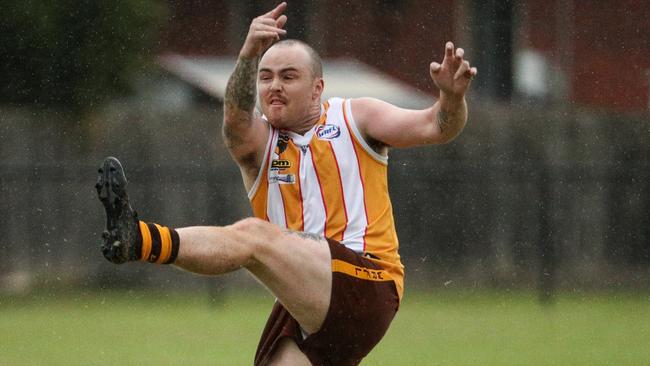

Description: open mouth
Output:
[269,96,286,106]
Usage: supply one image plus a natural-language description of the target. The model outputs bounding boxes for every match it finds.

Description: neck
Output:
[288,101,322,135]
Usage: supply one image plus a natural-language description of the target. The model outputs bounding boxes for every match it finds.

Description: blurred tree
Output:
[0,0,166,111]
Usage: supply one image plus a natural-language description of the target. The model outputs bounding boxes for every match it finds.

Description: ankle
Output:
[137,221,180,264]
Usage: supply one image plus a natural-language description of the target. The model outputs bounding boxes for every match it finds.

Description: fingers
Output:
[276,14,288,29]
[454,60,470,80]
[251,17,287,42]
[430,62,441,76]
[443,42,468,74]
[262,2,287,19]
[257,31,282,41]
[445,41,454,60]
[257,16,286,28]
[454,61,478,80]
[255,15,287,33]
[240,4,288,58]
[430,41,478,95]
[254,22,287,35]
[440,41,477,80]
[455,47,464,62]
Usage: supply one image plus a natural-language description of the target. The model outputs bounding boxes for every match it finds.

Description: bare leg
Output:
[174,225,256,275]
[267,338,311,366]
[175,218,332,334]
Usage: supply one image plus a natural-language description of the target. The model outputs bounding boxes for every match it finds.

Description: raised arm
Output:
[223,2,288,190]
[352,42,477,148]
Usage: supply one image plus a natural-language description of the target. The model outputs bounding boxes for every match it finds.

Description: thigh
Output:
[246,226,332,335]
[298,240,399,365]
[267,338,311,366]
[254,239,399,366]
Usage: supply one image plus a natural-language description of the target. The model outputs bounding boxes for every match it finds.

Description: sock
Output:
[135,221,180,264]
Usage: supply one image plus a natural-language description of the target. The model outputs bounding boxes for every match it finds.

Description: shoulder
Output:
[347,97,393,131]
[350,97,392,112]
[326,97,394,135]
[328,97,391,157]
[324,97,382,122]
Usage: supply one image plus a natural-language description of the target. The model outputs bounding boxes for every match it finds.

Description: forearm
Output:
[433,92,468,144]
[223,56,259,146]
[224,57,258,123]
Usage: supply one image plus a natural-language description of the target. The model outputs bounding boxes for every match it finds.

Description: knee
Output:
[232,217,274,235]
[229,217,279,254]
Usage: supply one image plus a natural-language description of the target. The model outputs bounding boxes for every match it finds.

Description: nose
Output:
[269,77,282,92]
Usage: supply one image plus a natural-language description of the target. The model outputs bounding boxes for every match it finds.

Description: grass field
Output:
[1,289,649,365]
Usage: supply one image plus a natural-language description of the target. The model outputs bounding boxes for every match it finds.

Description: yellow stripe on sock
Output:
[331,259,393,282]
[139,221,152,262]
[155,224,172,264]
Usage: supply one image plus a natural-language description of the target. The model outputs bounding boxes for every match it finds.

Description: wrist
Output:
[238,43,261,60]
[438,92,465,112]
[238,50,258,60]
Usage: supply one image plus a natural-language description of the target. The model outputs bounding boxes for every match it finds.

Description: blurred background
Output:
[1,1,649,365]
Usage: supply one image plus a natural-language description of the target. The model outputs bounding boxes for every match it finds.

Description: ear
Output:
[312,77,324,101]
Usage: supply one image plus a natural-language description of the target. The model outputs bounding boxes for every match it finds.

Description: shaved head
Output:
[258,38,325,131]
[265,39,323,79]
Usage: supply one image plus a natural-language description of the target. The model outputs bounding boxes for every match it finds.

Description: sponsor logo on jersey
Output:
[269,173,296,184]
[316,124,340,140]
[271,159,291,170]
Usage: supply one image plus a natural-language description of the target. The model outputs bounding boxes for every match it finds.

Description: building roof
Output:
[158,54,433,109]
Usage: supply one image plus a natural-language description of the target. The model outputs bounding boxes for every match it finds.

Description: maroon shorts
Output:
[254,239,400,366]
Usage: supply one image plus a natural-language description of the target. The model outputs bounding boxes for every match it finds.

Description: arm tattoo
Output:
[436,110,451,133]
[284,229,325,242]
[223,57,259,150]
[225,57,259,114]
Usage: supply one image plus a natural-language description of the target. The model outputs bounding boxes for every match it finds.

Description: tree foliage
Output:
[0,0,166,111]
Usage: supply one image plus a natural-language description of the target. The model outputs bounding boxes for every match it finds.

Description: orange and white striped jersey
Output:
[249,97,404,298]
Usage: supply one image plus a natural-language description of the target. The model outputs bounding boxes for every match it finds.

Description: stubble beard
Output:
[267,100,322,134]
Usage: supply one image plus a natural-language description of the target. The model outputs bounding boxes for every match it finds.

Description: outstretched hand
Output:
[430,42,477,98]
[239,2,288,59]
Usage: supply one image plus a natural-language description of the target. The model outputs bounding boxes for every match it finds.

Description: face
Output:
[258,44,323,129]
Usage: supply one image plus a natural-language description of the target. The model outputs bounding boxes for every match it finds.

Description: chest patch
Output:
[316,124,340,140]
[271,159,291,170]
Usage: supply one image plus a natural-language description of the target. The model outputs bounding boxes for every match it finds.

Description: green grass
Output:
[1,289,649,365]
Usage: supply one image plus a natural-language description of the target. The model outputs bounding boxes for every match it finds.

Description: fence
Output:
[1,100,648,296]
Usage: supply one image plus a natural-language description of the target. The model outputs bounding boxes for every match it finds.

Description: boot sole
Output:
[96,157,135,264]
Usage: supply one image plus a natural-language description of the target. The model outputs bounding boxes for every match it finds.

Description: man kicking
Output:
[96,2,476,365]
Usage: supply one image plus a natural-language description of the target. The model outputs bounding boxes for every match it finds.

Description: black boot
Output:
[96,157,139,264]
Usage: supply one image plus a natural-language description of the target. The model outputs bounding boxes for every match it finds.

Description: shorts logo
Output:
[316,124,340,140]
[331,259,392,282]
[355,267,385,280]
[271,160,291,170]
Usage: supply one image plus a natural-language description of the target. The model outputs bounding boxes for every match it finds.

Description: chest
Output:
[268,127,358,188]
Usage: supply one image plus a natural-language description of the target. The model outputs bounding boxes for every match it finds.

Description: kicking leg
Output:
[266,338,311,366]
[175,218,332,334]
[97,157,332,334]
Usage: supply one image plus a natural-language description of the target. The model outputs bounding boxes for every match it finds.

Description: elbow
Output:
[437,134,458,145]
[221,112,247,137]
[434,114,467,145]
[435,124,466,145]
[221,115,231,140]
[221,115,240,147]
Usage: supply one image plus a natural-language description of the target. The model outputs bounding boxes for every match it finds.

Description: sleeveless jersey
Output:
[249,97,404,298]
